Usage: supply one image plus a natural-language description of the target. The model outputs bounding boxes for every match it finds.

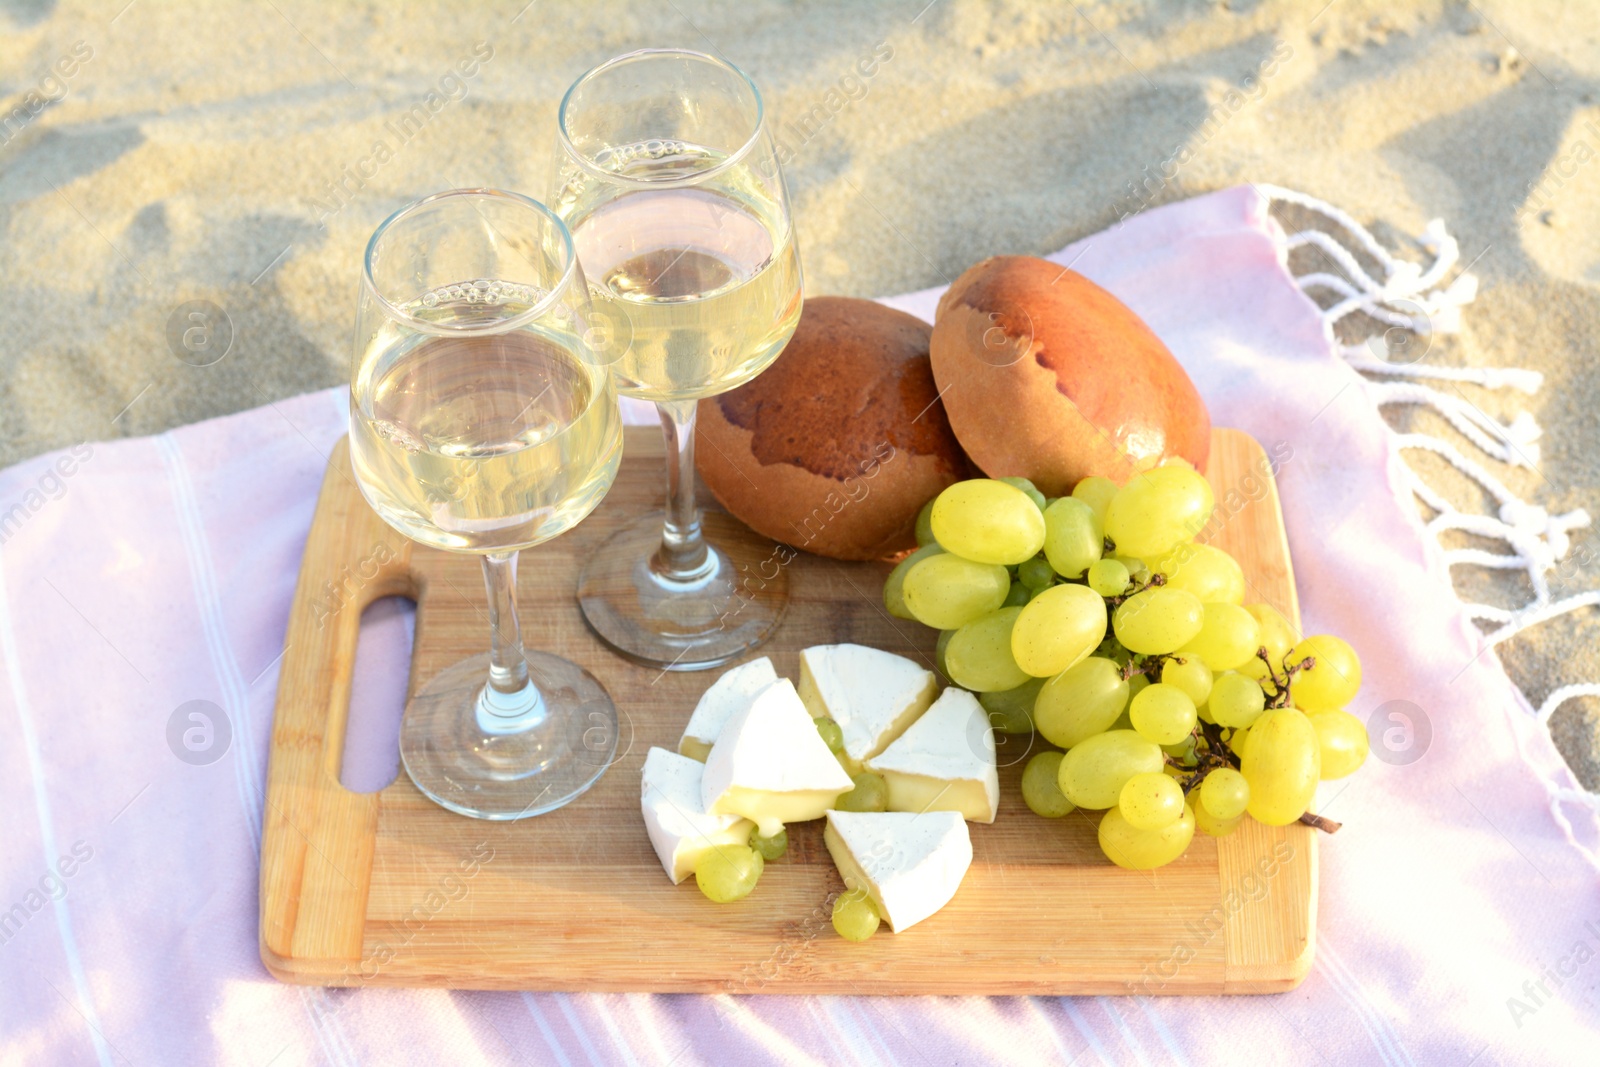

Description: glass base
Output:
[577,510,789,671]
[399,651,618,820]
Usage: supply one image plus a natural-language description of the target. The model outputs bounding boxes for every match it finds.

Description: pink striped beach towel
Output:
[1,186,1596,1066]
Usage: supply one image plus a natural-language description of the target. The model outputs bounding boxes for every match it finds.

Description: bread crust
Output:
[696,296,973,560]
[930,256,1210,496]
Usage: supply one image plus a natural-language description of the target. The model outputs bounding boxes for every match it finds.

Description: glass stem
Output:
[476,549,543,733]
[655,398,712,582]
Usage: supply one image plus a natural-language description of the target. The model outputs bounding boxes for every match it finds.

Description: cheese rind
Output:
[679,656,778,761]
[865,687,1000,823]
[640,747,753,885]
[701,678,854,837]
[797,643,939,774]
[823,809,972,932]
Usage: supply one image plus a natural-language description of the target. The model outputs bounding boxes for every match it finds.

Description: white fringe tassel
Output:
[1261,184,1600,847]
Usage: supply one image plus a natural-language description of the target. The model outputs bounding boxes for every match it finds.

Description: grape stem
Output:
[1298,812,1342,833]
[1175,718,1344,835]
[1105,571,1166,610]
[1120,652,1172,681]
[1254,646,1315,709]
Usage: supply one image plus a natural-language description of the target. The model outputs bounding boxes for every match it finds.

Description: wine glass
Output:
[553,48,804,671]
[349,188,624,820]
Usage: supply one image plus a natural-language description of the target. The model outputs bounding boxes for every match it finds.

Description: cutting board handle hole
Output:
[339,594,416,794]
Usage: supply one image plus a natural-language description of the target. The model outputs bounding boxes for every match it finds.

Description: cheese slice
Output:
[823,809,972,933]
[797,643,939,774]
[865,687,999,823]
[640,747,753,885]
[678,656,778,762]
[701,678,854,837]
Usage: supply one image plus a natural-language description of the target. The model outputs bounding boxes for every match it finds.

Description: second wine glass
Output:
[554,48,804,671]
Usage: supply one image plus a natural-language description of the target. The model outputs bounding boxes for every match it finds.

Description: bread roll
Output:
[930,256,1209,495]
[696,296,974,560]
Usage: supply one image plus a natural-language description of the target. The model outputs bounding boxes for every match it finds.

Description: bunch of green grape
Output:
[883,466,1370,871]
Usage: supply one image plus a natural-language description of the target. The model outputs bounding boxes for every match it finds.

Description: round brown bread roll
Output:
[696,296,974,560]
[930,255,1210,496]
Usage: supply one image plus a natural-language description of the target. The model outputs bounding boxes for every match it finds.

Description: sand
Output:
[2,0,1597,785]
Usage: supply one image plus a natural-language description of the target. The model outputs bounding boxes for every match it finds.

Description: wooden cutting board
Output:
[260,426,1314,994]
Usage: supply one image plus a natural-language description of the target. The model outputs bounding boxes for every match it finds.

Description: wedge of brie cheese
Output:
[641,747,754,885]
[701,678,854,837]
[865,687,999,823]
[678,656,778,762]
[797,643,939,774]
[823,809,972,933]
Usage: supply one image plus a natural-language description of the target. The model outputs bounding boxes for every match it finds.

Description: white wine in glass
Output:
[349,189,624,820]
[555,49,804,671]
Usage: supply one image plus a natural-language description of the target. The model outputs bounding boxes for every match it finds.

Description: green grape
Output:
[1240,603,1296,681]
[929,479,1047,565]
[1147,543,1245,605]
[1241,708,1321,825]
[935,628,955,678]
[1129,683,1197,745]
[696,845,764,902]
[835,771,889,812]
[1126,674,1149,702]
[1112,586,1205,655]
[1104,464,1215,559]
[903,553,1011,629]
[1033,657,1128,748]
[914,497,938,546]
[1196,700,1216,725]
[1160,654,1213,707]
[999,476,1048,512]
[1309,708,1369,779]
[1087,558,1131,597]
[1011,583,1108,677]
[884,543,944,621]
[1018,557,1056,591]
[1057,729,1164,809]
[1071,476,1119,526]
[1021,750,1075,817]
[1198,767,1250,820]
[1096,635,1131,666]
[1161,734,1198,766]
[1229,724,1252,761]
[749,826,789,861]
[946,607,1032,692]
[1287,635,1362,712]
[832,887,881,941]
[1178,602,1262,672]
[1115,555,1151,584]
[1042,497,1104,579]
[1118,771,1185,830]
[1002,581,1030,607]
[980,676,1044,734]
[1098,802,1196,870]
[1193,800,1243,837]
[1208,672,1266,729]
[815,717,845,753]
